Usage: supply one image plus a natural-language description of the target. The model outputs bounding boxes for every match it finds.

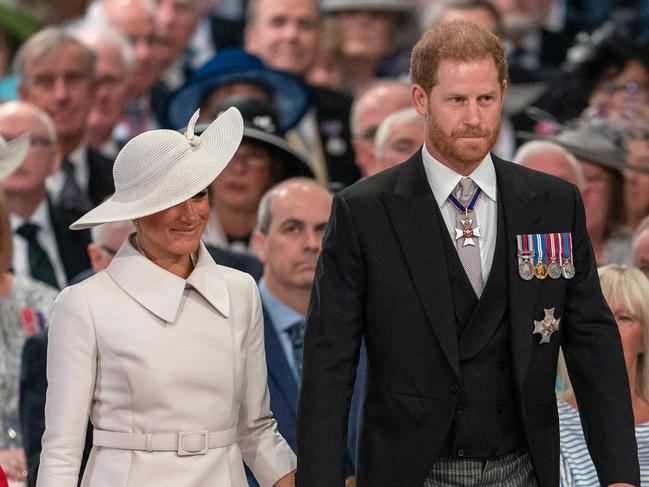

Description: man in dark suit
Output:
[0,101,90,288]
[297,21,639,487]
[251,178,364,486]
[244,0,359,188]
[15,26,114,228]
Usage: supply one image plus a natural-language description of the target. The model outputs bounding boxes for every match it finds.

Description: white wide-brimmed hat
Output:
[0,132,31,181]
[70,107,243,230]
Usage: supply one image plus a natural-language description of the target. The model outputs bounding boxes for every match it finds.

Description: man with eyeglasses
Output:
[0,101,91,289]
[350,79,412,178]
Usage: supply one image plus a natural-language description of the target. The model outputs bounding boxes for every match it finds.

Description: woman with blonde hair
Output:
[558,264,649,485]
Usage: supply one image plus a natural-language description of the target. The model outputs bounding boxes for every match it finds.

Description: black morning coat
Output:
[296,151,640,487]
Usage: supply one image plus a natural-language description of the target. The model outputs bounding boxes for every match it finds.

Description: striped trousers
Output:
[423,450,538,487]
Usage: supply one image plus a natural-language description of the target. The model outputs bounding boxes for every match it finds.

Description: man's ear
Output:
[411,84,428,116]
[251,230,268,264]
[87,243,102,271]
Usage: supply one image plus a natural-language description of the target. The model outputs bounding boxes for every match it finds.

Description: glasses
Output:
[231,147,272,170]
[599,80,649,95]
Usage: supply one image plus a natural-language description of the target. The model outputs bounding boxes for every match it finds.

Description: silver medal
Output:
[562,262,575,279]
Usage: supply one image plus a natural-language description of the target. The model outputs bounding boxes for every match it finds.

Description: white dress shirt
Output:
[11,200,68,288]
[421,145,498,282]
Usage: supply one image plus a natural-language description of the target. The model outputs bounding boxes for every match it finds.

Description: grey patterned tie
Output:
[453,178,484,297]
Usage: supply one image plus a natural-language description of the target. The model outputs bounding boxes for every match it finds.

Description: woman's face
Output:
[210,139,274,214]
[136,190,209,263]
[610,303,645,359]
[580,161,614,237]
[624,138,649,224]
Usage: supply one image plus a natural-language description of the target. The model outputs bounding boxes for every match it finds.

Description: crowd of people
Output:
[0,0,648,486]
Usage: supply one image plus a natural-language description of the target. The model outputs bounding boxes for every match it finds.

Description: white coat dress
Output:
[36,239,296,487]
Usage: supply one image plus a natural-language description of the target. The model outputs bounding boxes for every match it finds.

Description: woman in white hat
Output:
[36,109,296,487]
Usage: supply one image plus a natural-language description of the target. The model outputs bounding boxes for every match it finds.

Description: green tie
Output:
[15,222,59,289]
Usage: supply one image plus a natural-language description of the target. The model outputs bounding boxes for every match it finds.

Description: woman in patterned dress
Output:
[0,187,57,482]
[558,264,649,485]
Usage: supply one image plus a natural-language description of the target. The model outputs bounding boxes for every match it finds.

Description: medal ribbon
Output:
[546,233,556,263]
[557,233,564,266]
[535,234,546,264]
[448,187,482,215]
[562,233,572,263]
[527,234,535,258]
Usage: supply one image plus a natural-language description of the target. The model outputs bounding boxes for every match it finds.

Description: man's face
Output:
[623,137,649,224]
[634,229,649,278]
[440,7,499,34]
[254,182,332,292]
[337,10,392,62]
[105,0,157,97]
[19,42,93,144]
[375,118,424,174]
[352,84,411,177]
[153,0,199,63]
[520,150,579,186]
[0,108,57,197]
[245,0,319,77]
[210,139,274,214]
[412,57,505,173]
[88,43,130,134]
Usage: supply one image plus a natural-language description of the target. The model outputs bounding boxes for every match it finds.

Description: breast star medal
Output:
[533,308,561,344]
[455,211,481,247]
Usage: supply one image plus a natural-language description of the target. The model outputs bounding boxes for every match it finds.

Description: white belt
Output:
[93,427,237,456]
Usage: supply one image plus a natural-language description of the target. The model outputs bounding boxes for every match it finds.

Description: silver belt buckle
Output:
[177,430,209,456]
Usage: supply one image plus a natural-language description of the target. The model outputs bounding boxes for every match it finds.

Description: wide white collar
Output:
[107,236,230,323]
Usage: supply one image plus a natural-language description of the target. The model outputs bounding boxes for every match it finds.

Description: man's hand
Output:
[273,470,296,487]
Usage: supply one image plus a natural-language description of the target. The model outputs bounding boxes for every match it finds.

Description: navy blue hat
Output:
[167,48,311,132]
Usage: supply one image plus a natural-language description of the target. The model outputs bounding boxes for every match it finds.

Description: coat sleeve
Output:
[297,193,366,487]
[237,274,296,487]
[36,286,96,487]
[560,186,640,486]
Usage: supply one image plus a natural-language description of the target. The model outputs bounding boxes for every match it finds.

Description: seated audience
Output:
[250,178,365,486]
[514,140,584,187]
[373,107,424,175]
[245,0,359,187]
[0,101,91,288]
[68,23,133,158]
[350,79,411,178]
[558,264,649,485]
[198,96,314,252]
[0,141,58,483]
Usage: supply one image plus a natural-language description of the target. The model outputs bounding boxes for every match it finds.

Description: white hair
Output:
[67,20,135,75]
[514,140,585,188]
[374,107,421,160]
[90,220,135,246]
[85,0,156,25]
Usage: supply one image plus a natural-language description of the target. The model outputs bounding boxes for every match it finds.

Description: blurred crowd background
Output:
[1,0,649,485]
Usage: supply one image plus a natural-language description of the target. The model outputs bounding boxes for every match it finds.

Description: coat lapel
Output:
[263,309,300,415]
[494,157,547,390]
[381,154,459,378]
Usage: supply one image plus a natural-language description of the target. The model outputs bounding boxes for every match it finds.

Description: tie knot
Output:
[16,222,40,240]
[61,159,75,174]
[458,178,477,200]
[286,320,305,347]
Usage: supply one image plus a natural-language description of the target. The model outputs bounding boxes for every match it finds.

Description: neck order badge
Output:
[448,186,482,247]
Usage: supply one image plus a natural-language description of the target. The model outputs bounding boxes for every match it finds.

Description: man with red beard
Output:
[297,20,639,487]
